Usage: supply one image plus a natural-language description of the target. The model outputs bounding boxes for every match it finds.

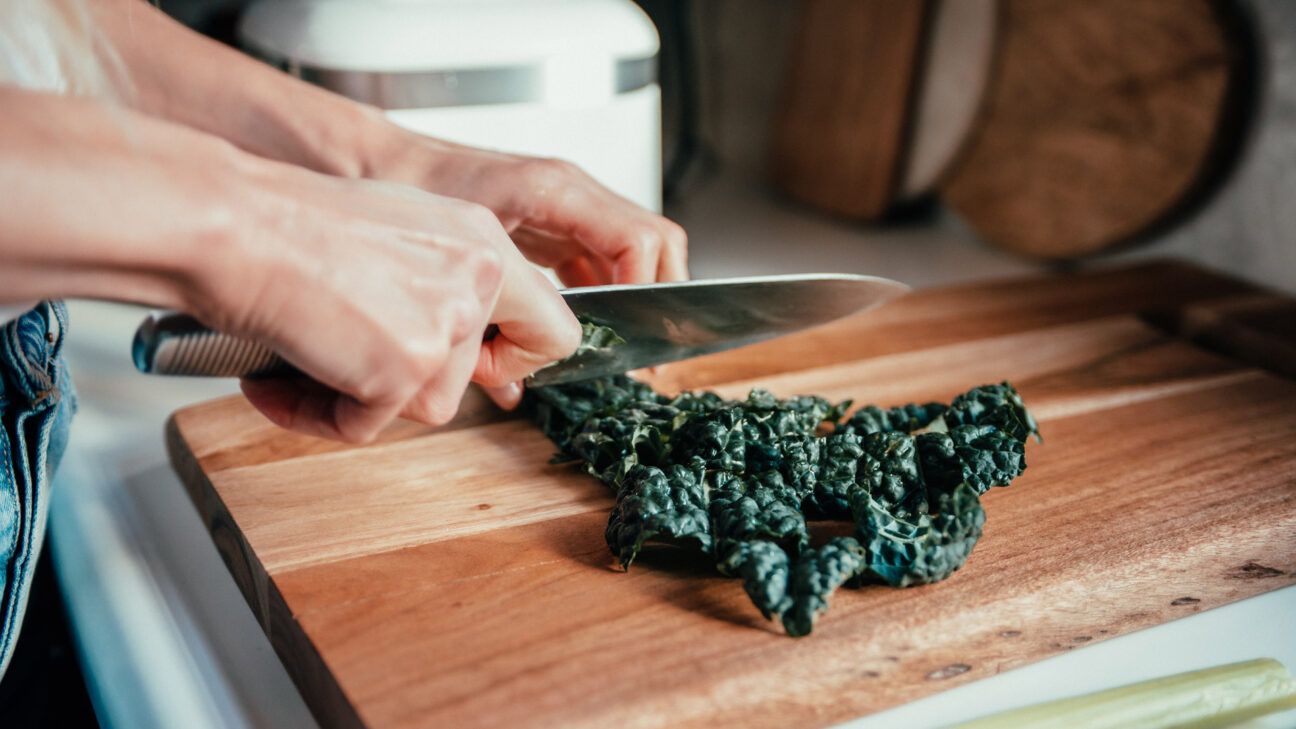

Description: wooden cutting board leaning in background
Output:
[770,0,935,218]
[770,0,1001,218]
[168,261,1296,729]
[771,0,1251,259]
[939,0,1251,258]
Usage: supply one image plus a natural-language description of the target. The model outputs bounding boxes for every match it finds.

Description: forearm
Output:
[91,0,415,178]
[0,85,253,310]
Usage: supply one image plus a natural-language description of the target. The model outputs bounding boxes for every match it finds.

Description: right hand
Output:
[194,157,581,443]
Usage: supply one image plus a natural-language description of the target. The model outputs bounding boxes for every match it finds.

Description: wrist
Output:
[178,150,304,332]
[356,116,463,187]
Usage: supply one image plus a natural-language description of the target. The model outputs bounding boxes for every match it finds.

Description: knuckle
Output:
[664,219,688,248]
[447,298,486,343]
[433,233,472,262]
[338,421,380,445]
[396,337,450,386]
[523,157,578,192]
[458,200,503,232]
[348,375,390,406]
[413,392,459,426]
[628,224,664,253]
[474,368,514,390]
[471,246,504,298]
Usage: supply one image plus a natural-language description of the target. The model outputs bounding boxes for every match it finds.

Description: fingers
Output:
[510,227,614,287]
[610,234,660,285]
[241,377,404,443]
[510,158,690,285]
[553,256,605,288]
[402,337,479,426]
[474,315,579,387]
[656,221,690,282]
[474,263,581,387]
[481,381,524,410]
[246,334,485,440]
[575,211,688,285]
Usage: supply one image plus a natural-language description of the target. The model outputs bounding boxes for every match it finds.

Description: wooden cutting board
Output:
[939,0,1248,258]
[167,261,1296,729]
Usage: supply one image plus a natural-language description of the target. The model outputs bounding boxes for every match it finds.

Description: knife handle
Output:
[132,311,292,378]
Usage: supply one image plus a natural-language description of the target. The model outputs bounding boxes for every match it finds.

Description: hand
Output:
[197,158,581,442]
[369,136,690,287]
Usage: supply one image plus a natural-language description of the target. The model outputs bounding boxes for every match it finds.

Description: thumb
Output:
[473,321,575,388]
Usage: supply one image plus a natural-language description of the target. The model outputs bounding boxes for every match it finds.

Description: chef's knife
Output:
[131,273,908,384]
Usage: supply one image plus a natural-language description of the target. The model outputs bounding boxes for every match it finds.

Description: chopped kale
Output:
[717,540,791,619]
[803,433,864,519]
[709,470,808,551]
[854,483,986,587]
[524,331,1038,636]
[837,402,946,436]
[606,463,712,568]
[573,321,627,356]
[717,536,868,636]
[781,537,868,637]
[942,382,1041,443]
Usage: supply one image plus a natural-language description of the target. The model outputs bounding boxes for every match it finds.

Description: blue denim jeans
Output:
[0,301,75,678]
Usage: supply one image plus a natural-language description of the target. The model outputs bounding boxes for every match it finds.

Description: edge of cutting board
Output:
[167,418,367,729]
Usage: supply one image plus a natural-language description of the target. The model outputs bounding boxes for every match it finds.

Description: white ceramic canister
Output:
[239,0,663,211]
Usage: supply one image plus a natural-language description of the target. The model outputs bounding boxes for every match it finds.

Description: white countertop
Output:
[49,176,1296,728]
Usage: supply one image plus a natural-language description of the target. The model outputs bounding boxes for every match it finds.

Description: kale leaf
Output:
[781,537,868,637]
[941,382,1041,443]
[717,536,868,636]
[606,463,713,568]
[524,333,1038,637]
[854,483,986,587]
[837,402,946,436]
[803,433,864,519]
[709,470,808,551]
[717,539,792,619]
[574,321,627,355]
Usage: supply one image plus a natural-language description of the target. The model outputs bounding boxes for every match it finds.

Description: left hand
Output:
[368,134,689,287]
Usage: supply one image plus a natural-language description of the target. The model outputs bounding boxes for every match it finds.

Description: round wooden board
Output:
[941,0,1240,259]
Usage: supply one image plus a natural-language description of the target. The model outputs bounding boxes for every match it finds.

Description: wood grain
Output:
[168,261,1296,729]
[771,0,930,219]
[941,0,1239,258]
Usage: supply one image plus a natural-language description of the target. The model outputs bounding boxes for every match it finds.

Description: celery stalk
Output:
[953,658,1296,729]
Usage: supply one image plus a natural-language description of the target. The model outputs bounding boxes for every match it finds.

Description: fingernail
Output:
[487,381,524,410]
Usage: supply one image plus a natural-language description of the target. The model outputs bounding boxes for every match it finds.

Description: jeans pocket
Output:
[0,302,72,679]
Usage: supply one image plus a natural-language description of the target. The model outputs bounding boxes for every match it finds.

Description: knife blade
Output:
[131,273,908,381]
[528,273,907,384]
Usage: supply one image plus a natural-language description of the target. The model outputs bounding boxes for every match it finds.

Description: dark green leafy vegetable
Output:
[709,470,808,551]
[524,331,1038,636]
[717,536,869,636]
[854,483,986,587]
[781,537,869,636]
[803,433,864,519]
[574,321,627,355]
[857,431,927,517]
[837,402,946,436]
[606,463,712,568]
[717,540,791,619]
[943,382,1041,443]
